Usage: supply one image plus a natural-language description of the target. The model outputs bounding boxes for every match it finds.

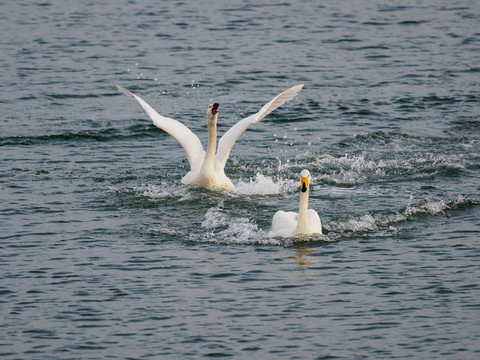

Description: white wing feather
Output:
[216,84,304,167]
[117,85,204,171]
[307,209,323,234]
[271,210,298,238]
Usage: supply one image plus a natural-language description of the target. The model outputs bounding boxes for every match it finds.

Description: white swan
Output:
[271,169,322,237]
[117,84,303,191]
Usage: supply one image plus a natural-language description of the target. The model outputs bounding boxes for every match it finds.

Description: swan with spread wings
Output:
[117,84,303,191]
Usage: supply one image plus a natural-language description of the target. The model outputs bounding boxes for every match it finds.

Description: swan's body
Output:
[117,84,303,191]
[271,170,322,237]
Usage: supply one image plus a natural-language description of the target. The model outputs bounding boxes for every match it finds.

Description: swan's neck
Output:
[202,121,217,171]
[295,189,310,234]
[206,121,217,158]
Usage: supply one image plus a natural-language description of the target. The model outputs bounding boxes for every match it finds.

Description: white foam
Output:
[327,196,461,237]
[309,152,466,186]
[199,201,282,245]
[404,198,448,217]
[328,214,379,234]
[147,226,182,237]
[235,173,295,195]
[134,184,173,199]
[288,153,386,186]
[107,183,187,201]
[451,194,476,207]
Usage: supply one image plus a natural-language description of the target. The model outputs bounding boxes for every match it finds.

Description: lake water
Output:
[1,0,480,358]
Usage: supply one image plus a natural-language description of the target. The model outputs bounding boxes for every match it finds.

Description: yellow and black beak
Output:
[301,176,309,193]
[210,103,219,114]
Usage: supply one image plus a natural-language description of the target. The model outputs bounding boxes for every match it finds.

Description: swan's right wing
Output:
[117,86,204,171]
[216,84,303,167]
[271,210,298,238]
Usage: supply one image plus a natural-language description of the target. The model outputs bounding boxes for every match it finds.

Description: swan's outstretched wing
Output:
[216,84,304,167]
[117,85,204,171]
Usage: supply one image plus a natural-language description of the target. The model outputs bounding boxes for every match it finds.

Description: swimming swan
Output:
[117,84,303,191]
[271,169,322,237]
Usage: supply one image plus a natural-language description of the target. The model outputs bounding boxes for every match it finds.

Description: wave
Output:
[108,182,190,203]
[0,125,156,147]
[278,131,476,186]
[312,152,466,186]
[272,151,467,188]
[326,195,477,237]
[45,93,102,100]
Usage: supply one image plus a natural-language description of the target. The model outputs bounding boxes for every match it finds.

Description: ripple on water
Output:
[1,0,480,359]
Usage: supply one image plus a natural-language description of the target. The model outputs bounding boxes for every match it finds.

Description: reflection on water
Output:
[289,246,314,270]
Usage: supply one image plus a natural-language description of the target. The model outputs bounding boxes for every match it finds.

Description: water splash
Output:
[235,172,295,195]
[327,195,477,237]
[404,198,448,218]
[134,184,177,199]
[108,182,188,202]
[309,152,467,186]
[198,201,281,245]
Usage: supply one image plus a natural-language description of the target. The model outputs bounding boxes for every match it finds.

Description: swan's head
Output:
[207,103,219,125]
[300,169,311,193]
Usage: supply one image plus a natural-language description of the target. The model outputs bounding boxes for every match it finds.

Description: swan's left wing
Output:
[216,84,303,167]
[308,209,323,234]
[117,85,205,171]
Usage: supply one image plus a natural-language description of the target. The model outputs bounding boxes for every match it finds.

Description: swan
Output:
[117,84,303,191]
[271,169,322,237]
